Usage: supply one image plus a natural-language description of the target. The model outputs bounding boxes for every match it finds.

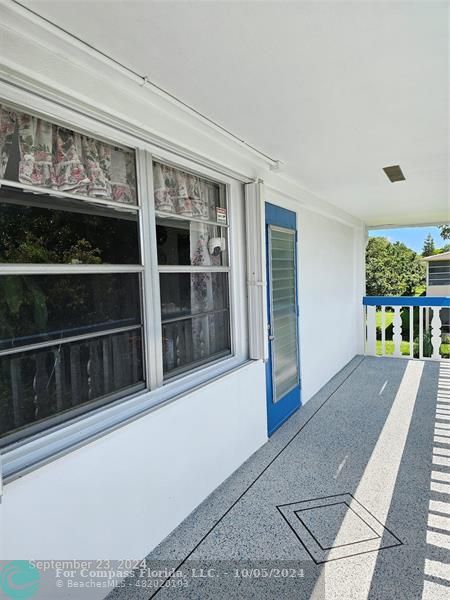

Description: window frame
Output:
[0,92,249,483]
[0,106,147,447]
[151,158,234,381]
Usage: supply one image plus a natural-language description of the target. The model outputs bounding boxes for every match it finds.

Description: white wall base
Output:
[0,361,267,559]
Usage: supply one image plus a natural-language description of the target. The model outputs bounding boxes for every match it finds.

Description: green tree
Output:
[366,237,426,296]
[422,233,435,257]
[439,225,450,240]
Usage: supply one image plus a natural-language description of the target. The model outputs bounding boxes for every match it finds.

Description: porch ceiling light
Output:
[383,165,406,182]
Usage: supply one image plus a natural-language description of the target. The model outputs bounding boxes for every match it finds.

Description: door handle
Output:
[268,335,275,341]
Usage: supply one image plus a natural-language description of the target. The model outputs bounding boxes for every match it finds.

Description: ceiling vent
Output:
[383,165,405,182]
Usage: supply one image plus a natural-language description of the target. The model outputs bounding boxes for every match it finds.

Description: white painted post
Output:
[392,306,403,358]
[381,306,386,356]
[409,306,414,358]
[431,307,442,360]
[366,305,377,356]
[418,306,422,359]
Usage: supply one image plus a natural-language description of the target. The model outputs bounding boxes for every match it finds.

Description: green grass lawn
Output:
[375,310,394,331]
[375,308,450,357]
[376,339,450,357]
[415,285,426,296]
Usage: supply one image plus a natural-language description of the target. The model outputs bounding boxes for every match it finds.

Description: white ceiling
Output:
[21,0,449,226]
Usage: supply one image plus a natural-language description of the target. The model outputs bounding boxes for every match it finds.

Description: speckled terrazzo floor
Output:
[107,356,450,600]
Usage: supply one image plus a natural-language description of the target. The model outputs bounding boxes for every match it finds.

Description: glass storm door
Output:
[265,203,301,435]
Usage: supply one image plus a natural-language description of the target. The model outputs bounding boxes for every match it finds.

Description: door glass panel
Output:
[269,226,299,402]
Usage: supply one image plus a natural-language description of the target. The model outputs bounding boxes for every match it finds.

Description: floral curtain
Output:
[153,162,225,363]
[0,105,137,205]
[0,105,17,179]
[153,162,216,220]
[190,222,214,361]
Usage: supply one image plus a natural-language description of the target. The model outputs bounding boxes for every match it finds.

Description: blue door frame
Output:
[265,202,301,435]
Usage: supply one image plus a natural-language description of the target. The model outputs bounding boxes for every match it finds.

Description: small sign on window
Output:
[216,207,227,224]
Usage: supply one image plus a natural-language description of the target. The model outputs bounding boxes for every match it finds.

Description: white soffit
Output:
[17,0,450,226]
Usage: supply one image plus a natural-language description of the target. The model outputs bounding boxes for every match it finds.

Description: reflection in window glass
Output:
[156,217,227,267]
[0,101,144,445]
[0,273,141,351]
[154,161,231,378]
[0,189,139,264]
[0,329,144,444]
[159,272,231,377]
[160,273,229,320]
[162,312,230,376]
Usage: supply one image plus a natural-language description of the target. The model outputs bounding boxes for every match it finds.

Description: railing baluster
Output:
[53,348,64,411]
[409,306,414,358]
[131,333,139,383]
[10,358,24,427]
[70,345,82,406]
[175,324,182,367]
[33,352,49,419]
[392,306,402,357]
[102,337,112,394]
[431,307,442,360]
[363,297,449,362]
[112,334,124,388]
[366,305,377,356]
[185,323,193,365]
[419,306,424,360]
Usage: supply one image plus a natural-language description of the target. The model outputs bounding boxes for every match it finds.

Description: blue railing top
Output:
[363,296,450,307]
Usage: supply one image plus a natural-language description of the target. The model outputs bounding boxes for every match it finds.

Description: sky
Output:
[368,225,447,253]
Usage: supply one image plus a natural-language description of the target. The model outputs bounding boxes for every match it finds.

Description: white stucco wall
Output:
[1,361,267,559]
[426,284,450,297]
[0,2,366,561]
[265,190,365,402]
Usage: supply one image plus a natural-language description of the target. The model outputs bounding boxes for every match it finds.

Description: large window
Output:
[153,162,232,377]
[0,104,144,445]
[0,101,243,451]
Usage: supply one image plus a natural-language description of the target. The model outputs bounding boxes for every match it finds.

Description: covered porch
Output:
[109,356,449,599]
[0,2,448,595]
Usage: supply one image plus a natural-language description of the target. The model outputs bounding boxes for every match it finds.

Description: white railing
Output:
[364,296,450,361]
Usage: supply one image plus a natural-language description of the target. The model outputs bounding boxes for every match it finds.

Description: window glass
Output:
[160,273,228,320]
[153,162,231,378]
[429,261,450,286]
[0,273,141,351]
[156,216,228,267]
[0,189,139,264]
[0,103,137,205]
[0,101,144,444]
[162,312,230,376]
[0,329,144,444]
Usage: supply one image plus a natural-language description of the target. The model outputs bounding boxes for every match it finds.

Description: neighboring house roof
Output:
[422,251,450,262]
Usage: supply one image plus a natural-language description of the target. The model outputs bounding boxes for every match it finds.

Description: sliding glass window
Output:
[0,103,144,445]
[153,162,232,378]
[0,101,241,449]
